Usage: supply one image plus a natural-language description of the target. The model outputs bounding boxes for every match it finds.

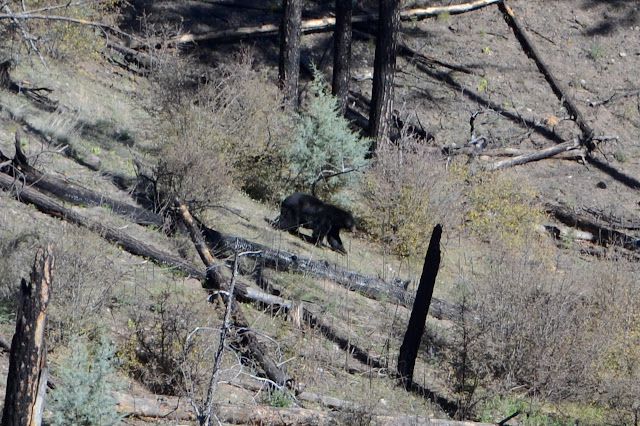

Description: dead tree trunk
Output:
[368,0,400,150]
[487,138,582,170]
[397,225,442,389]
[175,201,291,388]
[279,0,302,109]
[545,203,640,251]
[0,172,203,278]
[498,1,595,150]
[2,245,54,426]
[332,0,353,113]
[4,134,163,228]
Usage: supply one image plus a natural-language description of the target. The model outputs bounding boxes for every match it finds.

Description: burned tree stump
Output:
[397,224,442,389]
[2,245,54,426]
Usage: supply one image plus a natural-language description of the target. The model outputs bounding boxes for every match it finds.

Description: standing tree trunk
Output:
[397,225,442,389]
[332,0,353,114]
[368,0,400,150]
[2,245,54,426]
[279,0,302,110]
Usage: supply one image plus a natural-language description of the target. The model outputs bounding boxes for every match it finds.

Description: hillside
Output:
[1,0,639,425]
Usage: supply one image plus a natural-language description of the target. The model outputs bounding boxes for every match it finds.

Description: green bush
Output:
[459,165,545,247]
[287,71,370,198]
[48,333,122,426]
[357,138,461,258]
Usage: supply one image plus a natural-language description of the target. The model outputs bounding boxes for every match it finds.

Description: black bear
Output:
[275,192,355,254]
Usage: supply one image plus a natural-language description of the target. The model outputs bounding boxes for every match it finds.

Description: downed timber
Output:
[2,138,164,228]
[169,0,500,44]
[498,2,595,149]
[117,393,493,426]
[545,203,640,251]
[0,59,58,111]
[589,88,640,107]
[0,156,457,321]
[400,0,500,20]
[117,393,194,421]
[0,172,203,277]
[537,224,595,243]
[398,42,477,76]
[0,171,290,310]
[478,146,587,161]
[105,39,157,70]
[202,223,463,320]
[201,224,411,306]
[176,200,291,388]
[486,137,582,170]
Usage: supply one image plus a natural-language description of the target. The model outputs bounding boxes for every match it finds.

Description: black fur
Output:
[275,193,355,254]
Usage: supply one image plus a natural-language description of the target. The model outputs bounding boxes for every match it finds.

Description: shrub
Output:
[48,333,122,426]
[357,137,462,257]
[123,287,219,397]
[150,49,294,206]
[448,250,640,423]
[287,70,371,198]
[153,105,233,213]
[48,226,124,346]
[459,165,545,247]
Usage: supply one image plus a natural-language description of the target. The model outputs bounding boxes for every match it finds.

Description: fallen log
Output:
[2,137,164,228]
[498,2,595,149]
[486,137,582,170]
[105,39,157,70]
[537,224,595,243]
[0,153,458,322]
[202,222,464,320]
[0,59,58,111]
[478,146,587,160]
[0,171,291,311]
[398,42,478,76]
[201,223,412,305]
[545,203,640,251]
[169,0,500,44]
[0,172,203,278]
[589,88,640,107]
[176,200,291,388]
[117,393,494,426]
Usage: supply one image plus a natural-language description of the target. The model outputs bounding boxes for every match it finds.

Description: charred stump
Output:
[397,224,442,389]
[2,245,54,426]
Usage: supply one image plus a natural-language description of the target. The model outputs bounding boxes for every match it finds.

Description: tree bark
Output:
[279,0,302,109]
[397,225,442,389]
[2,245,54,426]
[332,0,353,113]
[368,0,400,150]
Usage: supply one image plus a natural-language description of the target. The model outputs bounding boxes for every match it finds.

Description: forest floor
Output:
[0,0,639,425]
